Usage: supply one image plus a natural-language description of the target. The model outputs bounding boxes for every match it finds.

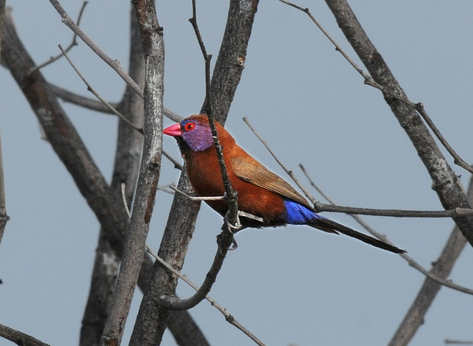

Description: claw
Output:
[229,238,239,251]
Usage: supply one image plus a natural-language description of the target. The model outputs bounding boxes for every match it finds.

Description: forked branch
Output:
[30,1,88,74]
[280,0,473,176]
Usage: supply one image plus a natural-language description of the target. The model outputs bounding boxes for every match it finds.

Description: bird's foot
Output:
[229,238,239,251]
[225,212,242,232]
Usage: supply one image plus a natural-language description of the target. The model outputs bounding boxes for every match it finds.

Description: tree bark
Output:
[388,181,472,346]
[79,7,145,346]
[100,0,164,343]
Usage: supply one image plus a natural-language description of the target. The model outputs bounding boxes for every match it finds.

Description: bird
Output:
[163,114,404,254]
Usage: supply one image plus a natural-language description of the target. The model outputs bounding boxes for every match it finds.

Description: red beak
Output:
[163,123,182,137]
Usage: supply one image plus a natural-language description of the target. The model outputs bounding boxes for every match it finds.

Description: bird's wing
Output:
[230,155,312,208]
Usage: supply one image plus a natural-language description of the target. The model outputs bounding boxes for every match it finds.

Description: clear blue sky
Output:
[1,1,473,345]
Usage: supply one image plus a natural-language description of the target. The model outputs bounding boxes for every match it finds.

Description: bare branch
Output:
[58,44,143,133]
[162,150,183,170]
[208,0,259,123]
[324,0,473,245]
[315,204,473,218]
[158,226,234,310]
[415,102,473,174]
[146,247,265,346]
[169,184,225,201]
[100,0,164,344]
[242,116,316,204]
[0,323,50,346]
[48,83,183,122]
[299,164,473,297]
[281,0,473,176]
[244,117,473,219]
[30,1,88,74]
[0,133,8,244]
[188,0,212,114]
[279,0,381,89]
[49,0,142,97]
[445,340,473,345]
[389,233,467,345]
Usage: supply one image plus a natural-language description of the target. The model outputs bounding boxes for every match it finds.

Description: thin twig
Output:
[415,103,473,174]
[315,203,473,218]
[242,116,316,205]
[280,0,473,176]
[445,339,473,345]
[49,0,143,97]
[0,323,50,346]
[191,0,239,230]
[0,133,8,244]
[48,83,183,122]
[169,184,225,201]
[30,1,88,74]
[146,247,265,346]
[58,44,143,133]
[299,163,473,296]
[279,0,381,89]
[162,150,183,170]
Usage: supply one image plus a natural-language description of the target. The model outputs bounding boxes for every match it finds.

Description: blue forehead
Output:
[181,119,194,126]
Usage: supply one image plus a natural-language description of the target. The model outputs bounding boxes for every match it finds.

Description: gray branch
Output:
[49,0,142,97]
[321,1,472,344]
[0,134,8,244]
[324,0,473,248]
[79,6,145,345]
[49,82,183,122]
[389,229,466,346]
[0,323,50,346]
[100,0,164,344]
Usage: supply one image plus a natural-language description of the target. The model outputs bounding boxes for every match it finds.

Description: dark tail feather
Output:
[308,217,405,254]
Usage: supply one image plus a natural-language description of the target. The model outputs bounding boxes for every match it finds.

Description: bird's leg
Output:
[221,211,242,251]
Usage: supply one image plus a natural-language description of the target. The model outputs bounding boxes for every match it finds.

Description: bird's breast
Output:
[186,149,287,227]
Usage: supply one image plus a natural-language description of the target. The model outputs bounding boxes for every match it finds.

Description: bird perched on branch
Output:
[164,114,404,254]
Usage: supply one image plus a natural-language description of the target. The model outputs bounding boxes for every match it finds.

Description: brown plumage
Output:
[164,114,404,254]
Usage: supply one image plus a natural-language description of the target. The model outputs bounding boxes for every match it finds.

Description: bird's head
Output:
[163,114,214,152]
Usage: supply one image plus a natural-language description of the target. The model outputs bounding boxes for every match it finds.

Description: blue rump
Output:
[284,199,320,224]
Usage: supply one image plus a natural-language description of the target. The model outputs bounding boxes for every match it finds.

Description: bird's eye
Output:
[184,122,195,132]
